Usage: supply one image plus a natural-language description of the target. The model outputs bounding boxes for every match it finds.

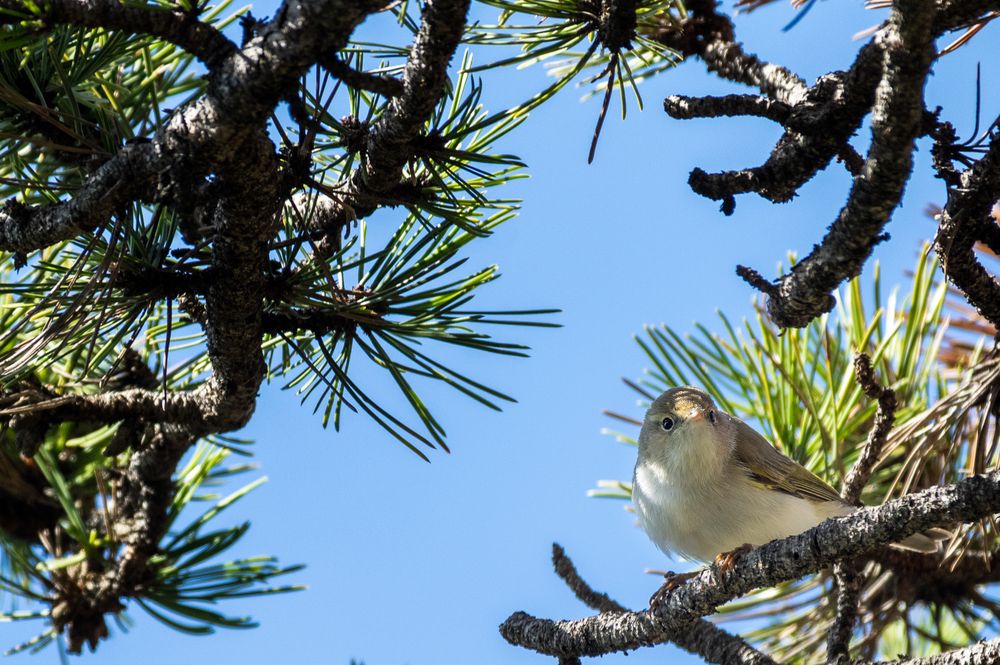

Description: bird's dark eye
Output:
[660,417,674,431]
[708,410,717,425]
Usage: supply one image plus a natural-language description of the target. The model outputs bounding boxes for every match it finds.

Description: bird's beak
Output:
[689,409,716,425]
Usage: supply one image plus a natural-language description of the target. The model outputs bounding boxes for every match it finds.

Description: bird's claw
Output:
[649,570,698,607]
[714,543,753,574]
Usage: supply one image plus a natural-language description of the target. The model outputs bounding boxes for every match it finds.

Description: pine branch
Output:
[0,0,238,67]
[53,424,197,653]
[858,639,1000,665]
[501,471,1000,658]
[310,0,474,254]
[660,0,1000,329]
[0,388,207,430]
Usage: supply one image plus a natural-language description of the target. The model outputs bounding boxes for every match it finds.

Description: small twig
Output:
[319,55,405,97]
[552,543,627,613]
[588,56,618,164]
[736,265,778,297]
[842,353,898,505]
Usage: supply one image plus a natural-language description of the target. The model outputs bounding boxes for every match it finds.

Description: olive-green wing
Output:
[730,416,844,504]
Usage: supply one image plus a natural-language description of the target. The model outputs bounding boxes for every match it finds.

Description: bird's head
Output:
[636,387,731,481]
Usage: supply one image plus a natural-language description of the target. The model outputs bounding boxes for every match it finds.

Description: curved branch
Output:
[934,132,1000,329]
[54,423,196,652]
[500,471,1000,658]
[0,143,161,254]
[685,41,883,209]
[661,0,998,329]
[649,0,807,104]
[745,0,937,327]
[0,0,239,67]
[842,353,897,506]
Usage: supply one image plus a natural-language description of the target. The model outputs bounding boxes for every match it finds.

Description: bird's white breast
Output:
[632,459,847,563]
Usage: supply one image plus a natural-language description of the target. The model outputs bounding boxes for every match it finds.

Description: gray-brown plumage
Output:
[633,387,945,562]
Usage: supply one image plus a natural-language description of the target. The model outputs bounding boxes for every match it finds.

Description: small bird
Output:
[632,387,942,580]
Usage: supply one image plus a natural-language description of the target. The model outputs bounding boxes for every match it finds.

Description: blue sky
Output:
[10,1,1000,663]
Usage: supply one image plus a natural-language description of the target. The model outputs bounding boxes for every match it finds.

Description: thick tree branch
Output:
[0,388,206,429]
[109,0,383,432]
[361,0,472,189]
[0,0,238,67]
[198,132,282,431]
[501,471,1000,658]
[660,0,1000,329]
[0,0,389,437]
[162,0,384,164]
[937,0,1000,31]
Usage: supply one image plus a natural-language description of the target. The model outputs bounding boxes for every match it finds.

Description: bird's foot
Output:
[649,570,698,607]
[714,543,753,574]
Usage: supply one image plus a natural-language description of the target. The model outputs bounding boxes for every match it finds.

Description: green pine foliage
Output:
[0,0,632,652]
